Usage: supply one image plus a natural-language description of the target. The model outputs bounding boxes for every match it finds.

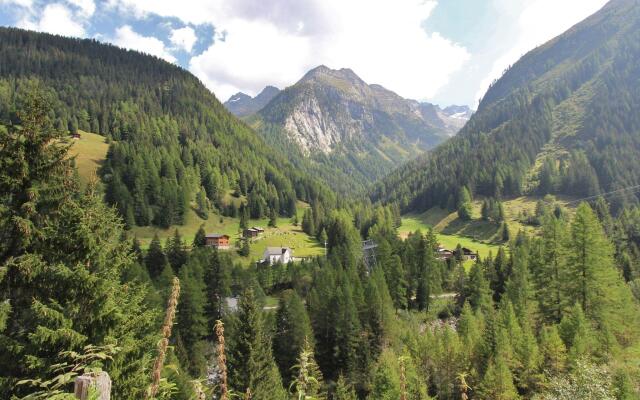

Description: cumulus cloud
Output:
[475,0,608,102]
[170,26,197,53]
[109,0,471,102]
[112,25,177,63]
[18,3,86,37]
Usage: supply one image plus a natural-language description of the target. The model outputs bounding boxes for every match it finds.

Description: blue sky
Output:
[0,0,608,107]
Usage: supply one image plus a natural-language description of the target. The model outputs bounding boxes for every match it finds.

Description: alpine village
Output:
[3,1,640,399]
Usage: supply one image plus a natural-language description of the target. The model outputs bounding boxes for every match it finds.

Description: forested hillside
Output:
[0,27,336,228]
[3,92,640,399]
[372,0,640,214]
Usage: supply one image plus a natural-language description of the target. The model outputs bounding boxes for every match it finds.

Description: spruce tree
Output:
[176,258,208,376]
[479,357,519,400]
[146,233,168,279]
[166,229,188,272]
[0,91,157,398]
[193,224,207,248]
[334,375,357,400]
[273,290,314,386]
[227,289,287,400]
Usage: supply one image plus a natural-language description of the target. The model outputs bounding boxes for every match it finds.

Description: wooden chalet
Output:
[206,233,230,249]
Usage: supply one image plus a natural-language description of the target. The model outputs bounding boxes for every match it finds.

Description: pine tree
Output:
[558,303,592,364]
[539,325,566,377]
[387,255,407,311]
[193,224,207,248]
[204,249,230,333]
[146,234,168,279]
[457,186,473,221]
[479,357,519,400]
[196,189,209,220]
[273,290,314,386]
[227,289,287,400]
[269,208,278,228]
[166,229,188,272]
[465,260,493,313]
[334,375,357,400]
[176,259,208,376]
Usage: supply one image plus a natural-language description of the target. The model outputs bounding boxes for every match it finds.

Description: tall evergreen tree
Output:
[227,289,287,400]
[146,234,168,280]
[166,229,188,272]
[0,91,157,398]
[273,290,314,386]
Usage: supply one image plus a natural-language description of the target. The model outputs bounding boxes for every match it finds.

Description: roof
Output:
[206,234,229,239]
[264,247,291,256]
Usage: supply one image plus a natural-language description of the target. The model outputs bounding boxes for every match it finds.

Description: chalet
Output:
[244,228,259,238]
[456,247,478,261]
[71,132,81,139]
[205,234,230,249]
[262,247,292,265]
[436,245,454,261]
[243,227,265,239]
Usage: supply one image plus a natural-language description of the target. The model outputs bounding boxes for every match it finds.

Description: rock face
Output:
[224,85,281,117]
[257,65,470,155]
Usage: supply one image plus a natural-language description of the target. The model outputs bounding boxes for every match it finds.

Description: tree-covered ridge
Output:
[371,0,640,214]
[0,27,336,228]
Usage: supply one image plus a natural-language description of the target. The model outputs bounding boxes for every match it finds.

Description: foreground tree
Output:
[0,89,158,398]
[227,289,287,400]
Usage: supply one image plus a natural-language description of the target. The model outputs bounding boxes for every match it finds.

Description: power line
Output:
[563,184,640,205]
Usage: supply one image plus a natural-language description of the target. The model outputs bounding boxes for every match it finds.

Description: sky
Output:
[0,0,609,107]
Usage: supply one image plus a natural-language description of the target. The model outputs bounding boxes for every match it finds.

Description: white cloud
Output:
[66,0,95,17]
[170,26,197,53]
[18,3,86,37]
[112,25,177,63]
[109,0,471,102]
[0,0,33,8]
[475,0,608,103]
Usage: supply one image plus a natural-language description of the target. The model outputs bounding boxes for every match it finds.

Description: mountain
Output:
[247,65,468,192]
[372,0,640,213]
[224,85,281,117]
[0,27,335,227]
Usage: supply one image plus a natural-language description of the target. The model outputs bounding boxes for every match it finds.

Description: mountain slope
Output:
[0,27,335,227]
[247,66,468,192]
[224,85,281,117]
[372,0,640,213]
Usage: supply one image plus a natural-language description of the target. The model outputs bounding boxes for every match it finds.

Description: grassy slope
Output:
[400,195,578,261]
[69,130,323,263]
[68,130,109,184]
[129,201,323,263]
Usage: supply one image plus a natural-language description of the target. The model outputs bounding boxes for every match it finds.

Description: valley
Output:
[2,1,640,399]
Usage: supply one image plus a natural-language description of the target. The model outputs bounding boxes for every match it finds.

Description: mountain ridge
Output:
[372,0,640,213]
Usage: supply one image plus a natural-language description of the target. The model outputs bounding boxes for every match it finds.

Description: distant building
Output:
[436,245,454,261]
[243,226,265,239]
[262,247,292,265]
[71,132,81,139]
[455,247,478,261]
[206,234,230,249]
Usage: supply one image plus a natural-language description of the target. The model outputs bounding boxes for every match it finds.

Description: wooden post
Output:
[74,371,111,400]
